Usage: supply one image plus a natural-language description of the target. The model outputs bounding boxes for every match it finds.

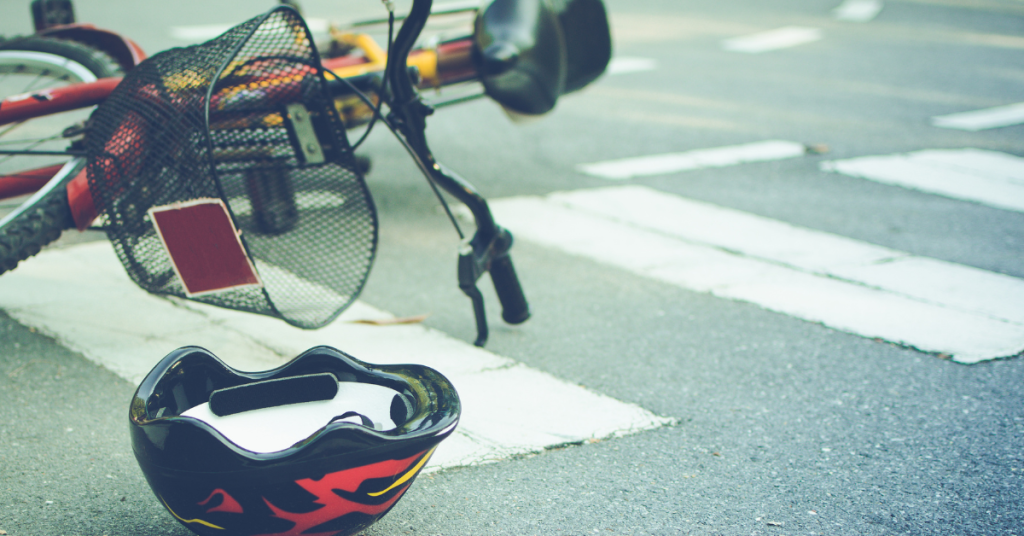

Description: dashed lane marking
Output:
[822,148,1024,213]
[490,186,1024,363]
[576,140,807,180]
[0,242,673,471]
[722,27,822,53]
[932,102,1024,131]
[833,0,884,22]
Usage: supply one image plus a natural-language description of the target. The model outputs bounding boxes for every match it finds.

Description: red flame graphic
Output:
[198,488,244,514]
[254,450,427,536]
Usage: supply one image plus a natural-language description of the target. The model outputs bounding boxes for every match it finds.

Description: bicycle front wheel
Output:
[0,36,122,275]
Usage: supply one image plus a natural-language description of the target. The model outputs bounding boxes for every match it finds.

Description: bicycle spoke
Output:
[0,139,63,146]
[0,60,92,170]
[0,130,64,146]
[0,120,26,141]
[0,131,64,166]
[22,69,52,92]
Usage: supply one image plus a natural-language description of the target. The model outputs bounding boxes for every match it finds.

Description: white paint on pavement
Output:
[0,242,672,471]
[606,57,658,75]
[170,18,330,43]
[577,140,807,180]
[833,0,883,22]
[722,27,823,53]
[822,148,1024,213]
[489,186,1024,363]
[169,24,234,42]
[932,102,1024,131]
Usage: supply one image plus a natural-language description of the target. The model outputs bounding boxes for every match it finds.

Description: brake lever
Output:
[457,224,529,346]
[381,0,530,347]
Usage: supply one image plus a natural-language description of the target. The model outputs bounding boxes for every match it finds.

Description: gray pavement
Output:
[3,0,1024,535]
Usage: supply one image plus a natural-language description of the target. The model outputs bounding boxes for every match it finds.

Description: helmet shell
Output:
[129,346,460,536]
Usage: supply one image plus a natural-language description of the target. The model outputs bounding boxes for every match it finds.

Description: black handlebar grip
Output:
[489,253,530,325]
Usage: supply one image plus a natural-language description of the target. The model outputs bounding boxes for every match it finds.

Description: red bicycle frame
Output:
[0,28,479,229]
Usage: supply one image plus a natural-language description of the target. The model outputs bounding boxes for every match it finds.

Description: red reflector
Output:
[149,199,261,297]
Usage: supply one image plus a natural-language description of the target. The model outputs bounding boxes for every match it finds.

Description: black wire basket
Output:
[86,6,377,329]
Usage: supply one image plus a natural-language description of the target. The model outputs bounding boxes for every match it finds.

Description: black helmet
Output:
[130,345,460,536]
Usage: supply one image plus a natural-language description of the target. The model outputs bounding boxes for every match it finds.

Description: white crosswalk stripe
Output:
[833,0,884,22]
[722,27,823,53]
[490,185,1024,363]
[822,149,1024,213]
[932,102,1024,131]
[605,57,658,75]
[170,18,331,43]
[0,242,672,471]
[577,140,807,180]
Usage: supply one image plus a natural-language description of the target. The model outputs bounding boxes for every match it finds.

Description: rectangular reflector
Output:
[149,198,261,297]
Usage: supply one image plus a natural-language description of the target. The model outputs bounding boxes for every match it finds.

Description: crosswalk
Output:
[568,3,1022,363]
[494,132,1024,364]
[490,183,1024,364]
[12,143,1013,393]
[597,4,1021,360]
[0,242,673,472]
[9,146,1017,478]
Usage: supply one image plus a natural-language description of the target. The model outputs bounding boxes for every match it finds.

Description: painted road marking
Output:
[822,148,1024,213]
[722,27,822,53]
[932,102,1024,131]
[833,0,883,22]
[489,186,1024,363]
[170,18,331,43]
[0,242,672,471]
[577,140,807,180]
[168,24,234,42]
[606,57,658,75]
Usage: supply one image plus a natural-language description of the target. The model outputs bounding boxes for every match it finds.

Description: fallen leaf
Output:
[349,314,429,326]
[712,452,721,457]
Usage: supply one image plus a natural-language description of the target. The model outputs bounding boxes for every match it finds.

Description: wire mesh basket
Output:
[85,6,377,329]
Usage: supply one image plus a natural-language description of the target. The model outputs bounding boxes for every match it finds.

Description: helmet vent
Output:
[209,373,338,417]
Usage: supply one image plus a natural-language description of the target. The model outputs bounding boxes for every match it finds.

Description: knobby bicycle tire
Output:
[0,176,75,274]
[0,36,122,275]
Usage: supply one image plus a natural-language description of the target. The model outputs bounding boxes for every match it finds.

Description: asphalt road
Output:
[2,0,1024,535]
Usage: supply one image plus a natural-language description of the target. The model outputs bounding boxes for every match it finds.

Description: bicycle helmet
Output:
[130,346,460,536]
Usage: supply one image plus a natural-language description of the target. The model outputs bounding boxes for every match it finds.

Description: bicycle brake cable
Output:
[326,2,466,240]
[348,6,395,151]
